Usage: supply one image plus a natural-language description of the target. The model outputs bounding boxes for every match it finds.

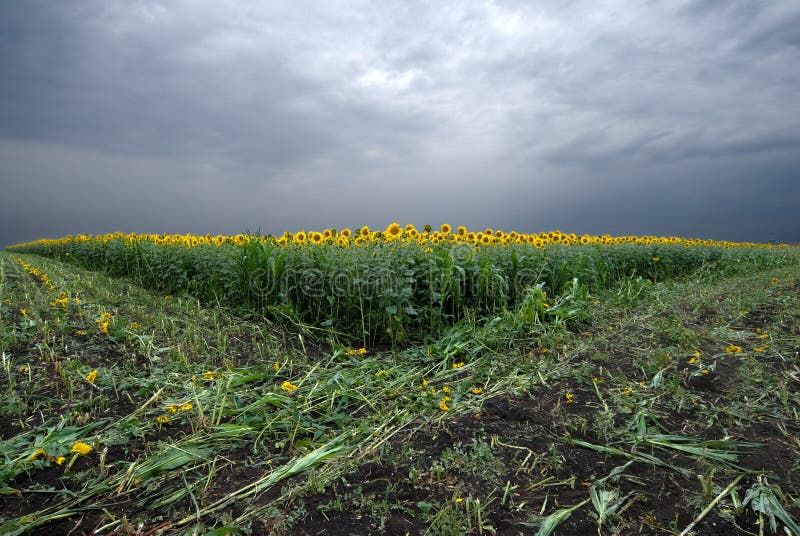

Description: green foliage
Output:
[11,237,796,345]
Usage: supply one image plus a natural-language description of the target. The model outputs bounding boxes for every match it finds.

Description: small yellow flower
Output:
[688,356,698,364]
[29,448,48,461]
[179,402,193,411]
[700,369,710,375]
[452,361,465,369]
[565,392,575,404]
[281,381,298,393]
[439,397,451,411]
[74,329,87,336]
[652,256,660,262]
[166,404,180,413]
[770,277,778,284]
[724,345,743,354]
[693,350,701,357]
[454,497,464,503]
[101,321,109,334]
[273,361,280,373]
[442,386,451,393]
[591,377,602,383]
[54,456,66,465]
[202,371,219,381]
[85,369,97,385]
[164,295,172,300]
[757,333,769,339]
[20,308,28,317]
[129,321,139,330]
[156,415,171,424]
[623,388,633,396]
[421,378,428,387]
[753,346,768,353]
[346,347,367,356]
[543,303,550,309]
[375,369,388,377]
[71,442,93,456]
[471,388,483,395]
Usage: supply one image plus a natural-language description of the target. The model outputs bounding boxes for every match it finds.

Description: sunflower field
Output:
[7,225,797,344]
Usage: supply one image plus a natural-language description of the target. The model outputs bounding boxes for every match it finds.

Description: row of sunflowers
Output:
[7,223,794,251]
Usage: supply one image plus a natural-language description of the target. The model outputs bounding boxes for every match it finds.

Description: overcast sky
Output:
[1,0,799,246]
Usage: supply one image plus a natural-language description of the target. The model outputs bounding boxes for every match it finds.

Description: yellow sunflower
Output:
[385,222,402,239]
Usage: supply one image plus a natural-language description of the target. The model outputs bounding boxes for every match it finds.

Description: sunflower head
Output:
[386,222,402,238]
[440,223,452,234]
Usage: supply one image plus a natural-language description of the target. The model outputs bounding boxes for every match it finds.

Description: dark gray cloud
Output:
[1,0,798,247]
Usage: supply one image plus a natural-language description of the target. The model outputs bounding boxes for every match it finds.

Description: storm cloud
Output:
[1,0,798,246]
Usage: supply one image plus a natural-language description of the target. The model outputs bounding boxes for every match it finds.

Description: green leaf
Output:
[536,498,590,536]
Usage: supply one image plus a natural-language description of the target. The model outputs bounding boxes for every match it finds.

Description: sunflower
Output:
[385,222,402,239]
[360,226,370,238]
[323,229,333,240]
[457,226,467,236]
[440,223,452,234]
[309,232,323,245]
[234,234,247,247]
[340,228,352,238]
[293,231,307,245]
[71,442,93,456]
